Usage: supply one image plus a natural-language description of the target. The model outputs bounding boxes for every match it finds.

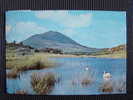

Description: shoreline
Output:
[43,53,126,59]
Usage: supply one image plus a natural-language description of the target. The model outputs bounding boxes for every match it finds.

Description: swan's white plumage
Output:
[85,67,89,71]
[103,71,112,80]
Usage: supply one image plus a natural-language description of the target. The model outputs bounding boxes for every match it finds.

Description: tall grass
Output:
[99,80,113,93]
[7,68,19,78]
[7,53,55,70]
[6,53,55,78]
[15,90,27,94]
[71,67,95,87]
[31,72,56,94]
[99,79,126,93]
[113,78,126,93]
[81,77,92,86]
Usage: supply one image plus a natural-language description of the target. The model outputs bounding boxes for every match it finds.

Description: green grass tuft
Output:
[31,72,56,94]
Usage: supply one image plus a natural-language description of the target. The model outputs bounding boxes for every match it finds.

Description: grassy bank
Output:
[6,47,126,78]
[38,50,126,59]
[91,50,126,59]
[6,53,55,78]
[6,53,55,70]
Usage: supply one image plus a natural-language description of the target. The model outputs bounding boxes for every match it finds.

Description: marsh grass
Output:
[31,72,56,94]
[7,54,55,70]
[71,67,95,87]
[99,79,126,93]
[15,90,27,94]
[6,68,20,78]
[81,78,92,86]
[6,53,55,78]
[82,68,95,86]
[99,81,113,93]
[114,78,126,93]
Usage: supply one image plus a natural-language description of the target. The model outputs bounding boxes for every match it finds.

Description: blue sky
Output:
[6,10,126,48]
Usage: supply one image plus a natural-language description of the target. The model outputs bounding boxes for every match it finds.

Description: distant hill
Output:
[23,31,100,54]
[90,44,126,57]
[106,44,126,53]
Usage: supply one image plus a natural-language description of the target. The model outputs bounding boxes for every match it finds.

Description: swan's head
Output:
[103,71,112,81]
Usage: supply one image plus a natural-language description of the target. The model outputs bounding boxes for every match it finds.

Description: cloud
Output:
[59,29,77,37]
[35,11,92,28]
[6,22,48,42]
[6,25,12,32]
[15,22,47,35]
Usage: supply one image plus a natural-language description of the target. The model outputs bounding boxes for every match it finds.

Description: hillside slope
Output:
[23,31,100,53]
[90,44,126,58]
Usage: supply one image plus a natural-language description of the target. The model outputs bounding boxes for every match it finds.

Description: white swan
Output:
[85,67,89,71]
[103,71,112,80]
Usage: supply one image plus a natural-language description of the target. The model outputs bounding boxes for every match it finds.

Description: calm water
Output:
[6,57,126,95]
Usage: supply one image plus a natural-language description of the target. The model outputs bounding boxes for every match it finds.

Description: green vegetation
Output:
[31,72,56,94]
[90,44,126,58]
[6,42,55,78]
[7,54,55,70]
[6,53,55,78]
[93,50,126,58]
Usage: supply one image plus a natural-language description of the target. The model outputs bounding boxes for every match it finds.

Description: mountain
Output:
[23,31,100,54]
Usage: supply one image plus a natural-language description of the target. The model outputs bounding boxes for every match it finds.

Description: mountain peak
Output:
[46,31,56,33]
[37,31,78,44]
[23,31,100,53]
[44,31,63,35]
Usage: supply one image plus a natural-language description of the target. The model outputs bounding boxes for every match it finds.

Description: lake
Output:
[6,57,126,95]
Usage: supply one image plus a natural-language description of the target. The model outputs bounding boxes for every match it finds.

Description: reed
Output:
[6,53,56,78]
[31,72,56,94]
[99,81,113,93]
[99,78,126,93]
[15,90,27,94]
[6,69,20,78]
[80,68,94,87]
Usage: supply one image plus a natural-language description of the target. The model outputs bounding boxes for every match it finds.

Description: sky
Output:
[6,10,126,48]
